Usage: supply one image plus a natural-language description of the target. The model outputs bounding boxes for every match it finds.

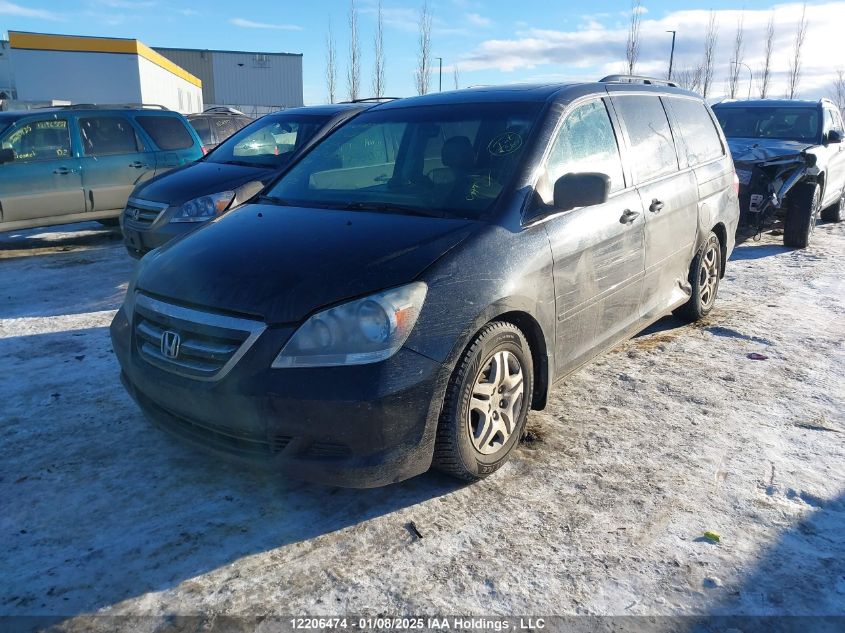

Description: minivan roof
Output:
[372,81,701,110]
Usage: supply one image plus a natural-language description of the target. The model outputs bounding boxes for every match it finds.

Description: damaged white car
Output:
[713,98,845,247]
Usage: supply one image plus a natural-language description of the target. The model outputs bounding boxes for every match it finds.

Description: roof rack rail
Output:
[58,103,170,110]
[202,106,246,115]
[600,75,679,88]
[344,97,400,103]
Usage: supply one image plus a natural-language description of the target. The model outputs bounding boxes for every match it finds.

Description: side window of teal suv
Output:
[2,118,72,162]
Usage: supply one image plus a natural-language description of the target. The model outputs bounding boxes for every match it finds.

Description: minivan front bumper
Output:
[110,304,448,488]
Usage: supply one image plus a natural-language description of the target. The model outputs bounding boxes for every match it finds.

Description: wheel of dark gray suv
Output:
[820,192,844,223]
[434,321,534,481]
[674,231,722,322]
[784,182,820,248]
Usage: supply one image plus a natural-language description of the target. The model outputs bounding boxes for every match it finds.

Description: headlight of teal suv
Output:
[271,282,428,368]
[170,191,235,223]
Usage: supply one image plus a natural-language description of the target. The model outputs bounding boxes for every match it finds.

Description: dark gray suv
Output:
[111,77,740,487]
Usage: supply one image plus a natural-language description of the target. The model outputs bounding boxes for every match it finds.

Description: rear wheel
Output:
[433,321,533,481]
[674,231,722,322]
[820,192,844,223]
[783,182,820,248]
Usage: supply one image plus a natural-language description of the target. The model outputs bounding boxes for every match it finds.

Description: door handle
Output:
[649,199,665,213]
[619,209,640,224]
[53,167,71,175]
[129,161,146,168]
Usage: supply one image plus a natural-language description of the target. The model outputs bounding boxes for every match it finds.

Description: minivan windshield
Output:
[265,102,542,219]
[206,113,332,169]
[715,106,821,143]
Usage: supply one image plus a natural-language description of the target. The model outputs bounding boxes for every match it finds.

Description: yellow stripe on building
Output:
[8,32,202,88]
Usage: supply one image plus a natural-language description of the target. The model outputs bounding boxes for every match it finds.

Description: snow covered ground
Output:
[1,220,843,625]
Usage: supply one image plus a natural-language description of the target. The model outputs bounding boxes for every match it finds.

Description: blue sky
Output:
[1,0,842,103]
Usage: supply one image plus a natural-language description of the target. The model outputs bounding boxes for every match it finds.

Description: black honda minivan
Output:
[111,79,739,487]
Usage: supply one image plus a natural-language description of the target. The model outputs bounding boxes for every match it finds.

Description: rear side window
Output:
[613,95,678,183]
[136,116,195,150]
[189,117,213,145]
[79,116,139,156]
[667,98,724,166]
[541,99,625,201]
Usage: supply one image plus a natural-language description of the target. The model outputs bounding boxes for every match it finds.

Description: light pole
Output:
[435,57,443,92]
[666,30,676,81]
[731,60,753,100]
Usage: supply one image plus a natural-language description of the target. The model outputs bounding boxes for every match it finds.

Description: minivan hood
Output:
[725,137,814,163]
[135,161,276,205]
[137,204,479,324]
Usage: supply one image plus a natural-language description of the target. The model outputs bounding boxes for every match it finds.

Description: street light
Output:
[435,57,443,92]
[666,30,677,81]
[731,60,753,100]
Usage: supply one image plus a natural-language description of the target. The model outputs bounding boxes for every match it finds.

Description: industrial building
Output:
[6,32,203,113]
[0,32,304,117]
[153,47,303,117]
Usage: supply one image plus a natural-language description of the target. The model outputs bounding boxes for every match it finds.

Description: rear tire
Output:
[783,182,820,248]
[820,192,844,223]
[433,321,533,482]
[674,231,722,322]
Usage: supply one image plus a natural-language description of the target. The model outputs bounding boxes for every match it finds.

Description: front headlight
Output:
[170,191,235,223]
[271,282,428,368]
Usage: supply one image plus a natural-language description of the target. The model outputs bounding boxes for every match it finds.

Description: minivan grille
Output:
[133,294,265,381]
[124,198,168,228]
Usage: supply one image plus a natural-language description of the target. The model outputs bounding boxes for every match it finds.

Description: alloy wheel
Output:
[467,350,525,455]
[698,239,720,309]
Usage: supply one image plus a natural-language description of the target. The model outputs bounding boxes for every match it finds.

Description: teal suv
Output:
[0,105,203,232]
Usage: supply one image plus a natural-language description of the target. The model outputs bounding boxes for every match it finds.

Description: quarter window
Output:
[79,116,139,156]
[613,95,678,183]
[1,118,71,162]
[539,99,625,203]
[667,98,724,166]
[136,116,195,150]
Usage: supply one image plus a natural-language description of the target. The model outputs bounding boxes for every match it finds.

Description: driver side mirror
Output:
[827,129,843,144]
[0,148,15,165]
[553,172,610,212]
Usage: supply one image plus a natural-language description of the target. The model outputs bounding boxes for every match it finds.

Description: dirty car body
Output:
[112,80,739,488]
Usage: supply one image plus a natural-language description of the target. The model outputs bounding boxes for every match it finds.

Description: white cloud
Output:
[466,12,492,27]
[229,18,303,31]
[0,0,62,20]
[457,2,845,99]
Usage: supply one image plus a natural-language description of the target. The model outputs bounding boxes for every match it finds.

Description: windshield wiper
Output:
[342,201,444,218]
[257,195,294,206]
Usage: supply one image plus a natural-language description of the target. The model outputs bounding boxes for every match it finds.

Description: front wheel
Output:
[783,182,820,248]
[674,231,722,322]
[820,192,844,223]
[433,321,534,481]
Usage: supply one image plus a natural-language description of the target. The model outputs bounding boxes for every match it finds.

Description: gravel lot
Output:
[1,220,843,626]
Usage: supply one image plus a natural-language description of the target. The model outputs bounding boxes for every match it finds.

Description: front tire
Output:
[674,231,722,322]
[784,182,820,248]
[433,321,534,482]
[820,192,844,223]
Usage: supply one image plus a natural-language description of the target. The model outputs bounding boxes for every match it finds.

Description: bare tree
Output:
[372,0,385,98]
[414,2,432,95]
[347,0,361,101]
[675,65,704,93]
[702,11,719,98]
[786,4,808,99]
[453,64,461,90]
[758,14,775,99]
[625,0,642,75]
[727,13,745,99]
[325,21,337,104]
[834,68,845,113]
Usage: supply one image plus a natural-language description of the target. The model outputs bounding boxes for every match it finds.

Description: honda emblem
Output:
[161,330,181,359]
